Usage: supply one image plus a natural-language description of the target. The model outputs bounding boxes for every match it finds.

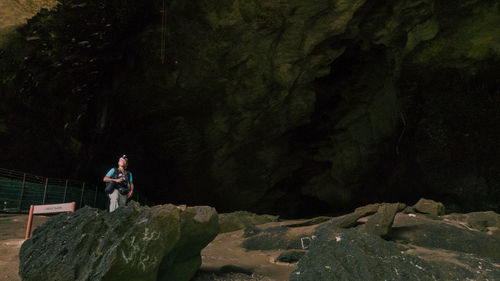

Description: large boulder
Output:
[413,198,445,216]
[291,223,500,281]
[333,203,382,228]
[19,202,219,281]
[466,211,500,232]
[392,214,500,262]
[364,203,403,238]
[330,202,405,234]
[291,228,440,281]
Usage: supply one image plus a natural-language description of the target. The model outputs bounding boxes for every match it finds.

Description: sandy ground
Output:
[196,220,307,281]
[0,213,48,281]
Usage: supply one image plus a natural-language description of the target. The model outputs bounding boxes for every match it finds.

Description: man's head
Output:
[118,154,128,168]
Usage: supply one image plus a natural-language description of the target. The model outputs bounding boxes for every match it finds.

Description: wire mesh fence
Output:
[0,168,108,212]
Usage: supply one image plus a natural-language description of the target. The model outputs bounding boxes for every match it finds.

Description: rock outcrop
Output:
[363,203,403,237]
[290,226,500,281]
[413,198,445,216]
[465,211,500,232]
[334,203,406,231]
[19,202,219,281]
[287,201,500,281]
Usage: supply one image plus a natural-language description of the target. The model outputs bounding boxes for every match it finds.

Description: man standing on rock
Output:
[103,155,134,212]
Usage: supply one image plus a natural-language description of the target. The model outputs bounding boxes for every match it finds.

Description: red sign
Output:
[33,203,75,214]
[25,202,76,239]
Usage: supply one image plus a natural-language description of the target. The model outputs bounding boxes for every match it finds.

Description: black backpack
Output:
[105,168,131,195]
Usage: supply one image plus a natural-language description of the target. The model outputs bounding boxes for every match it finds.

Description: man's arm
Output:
[103,176,124,183]
[128,182,134,198]
[103,168,124,183]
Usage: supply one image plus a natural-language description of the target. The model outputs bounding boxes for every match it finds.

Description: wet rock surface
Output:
[18,202,219,281]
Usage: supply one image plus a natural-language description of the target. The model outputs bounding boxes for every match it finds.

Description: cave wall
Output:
[1,0,499,217]
[400,1,500,212]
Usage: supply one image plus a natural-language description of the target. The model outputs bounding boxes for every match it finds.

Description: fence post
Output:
[93,186,98,207]
[42,178,48,204]
[80,182,85,208]
[63,179,68,203]
[18,173,26,211]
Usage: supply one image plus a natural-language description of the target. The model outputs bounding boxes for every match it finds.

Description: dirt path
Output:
[199,221,304,281]
[0,213,48,281]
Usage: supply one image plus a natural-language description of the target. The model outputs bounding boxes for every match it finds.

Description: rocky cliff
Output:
[1,0,499,217]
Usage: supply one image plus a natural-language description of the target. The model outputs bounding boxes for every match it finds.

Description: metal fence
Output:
[0,168,108,212]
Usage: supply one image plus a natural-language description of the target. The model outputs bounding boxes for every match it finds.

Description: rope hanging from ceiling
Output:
[160,0,167,64]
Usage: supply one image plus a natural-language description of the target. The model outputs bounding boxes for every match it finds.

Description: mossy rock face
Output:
[446,211,500,232]
[413,198,445,217]
[466,211,500,231]
[157,206,220,281]
[218,211,279,233]
[364,203,401,238]
[400,1,500,213]
[1,0,500,216]
[333,203,382,228]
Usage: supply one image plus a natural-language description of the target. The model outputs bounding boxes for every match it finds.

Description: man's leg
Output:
[109,189,120,212]
[117,193,127,207]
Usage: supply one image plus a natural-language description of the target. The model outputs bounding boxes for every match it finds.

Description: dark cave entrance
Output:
[271,44,411,217]
[399,59,500,213]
